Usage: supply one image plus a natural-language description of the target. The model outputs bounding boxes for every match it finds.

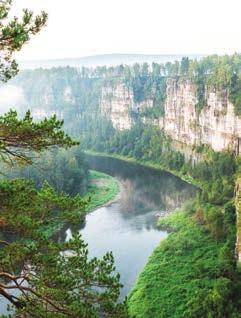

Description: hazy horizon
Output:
[17,53,205,70]
[17,53,205,62]
[10,0,241,61]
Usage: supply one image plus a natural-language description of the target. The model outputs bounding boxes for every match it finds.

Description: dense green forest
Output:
[126,139,240,317]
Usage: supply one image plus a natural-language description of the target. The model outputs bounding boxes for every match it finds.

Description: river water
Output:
[0,155,196,313]
[66,155,197,299]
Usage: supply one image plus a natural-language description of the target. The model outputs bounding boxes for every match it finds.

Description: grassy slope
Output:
[128,210,230,318]
[84,170,120,212]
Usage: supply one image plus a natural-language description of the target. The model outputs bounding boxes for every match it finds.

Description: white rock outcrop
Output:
[100,79,241,153]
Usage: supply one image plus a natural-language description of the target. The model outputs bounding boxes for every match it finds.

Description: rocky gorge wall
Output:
[100,83,154,130]
[13,70,241,155]
[100,79,241,154]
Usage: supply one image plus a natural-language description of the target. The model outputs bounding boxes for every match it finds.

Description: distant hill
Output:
[18,53,205,70]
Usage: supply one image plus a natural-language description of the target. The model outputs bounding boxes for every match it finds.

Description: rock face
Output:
[164,79,241,153]
[100,79,241,153]
[101,84,133,130]
[101,83,154,131]
[30,85,76,120]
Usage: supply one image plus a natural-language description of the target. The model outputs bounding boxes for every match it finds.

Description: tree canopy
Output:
[0,110,79,165]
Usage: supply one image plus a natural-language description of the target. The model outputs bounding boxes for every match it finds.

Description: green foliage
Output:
[187,54,241,114]
[180,57,190,76]
[6,147,90,196]
[0,178,86,233]
[0,0,47,81]
[0,222,127,317]
[84,118,240,316]
[229,73,241,115]
[194,66,206,113]
[5,44,241,316]
[0,2,128,316]
[0,110,78,165]
[128,210,239,318]
[87,122,184,173]
[84,170,120,212]
[0,143,127,317]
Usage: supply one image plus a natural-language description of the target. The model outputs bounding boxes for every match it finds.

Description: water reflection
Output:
[66,155,196,298]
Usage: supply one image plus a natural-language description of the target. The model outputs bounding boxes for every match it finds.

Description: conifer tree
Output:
[0,2,128,317]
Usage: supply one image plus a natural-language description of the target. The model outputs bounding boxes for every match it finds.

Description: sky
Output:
[10,0,241,60]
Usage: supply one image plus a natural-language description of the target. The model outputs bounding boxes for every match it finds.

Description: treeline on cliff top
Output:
[13,53,241,116]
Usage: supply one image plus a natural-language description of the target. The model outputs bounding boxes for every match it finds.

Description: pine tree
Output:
[0,1,128,317]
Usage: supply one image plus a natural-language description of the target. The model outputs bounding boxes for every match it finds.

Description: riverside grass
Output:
[127,207,234,318]
[84,170,120,211]
[85,150,202,189]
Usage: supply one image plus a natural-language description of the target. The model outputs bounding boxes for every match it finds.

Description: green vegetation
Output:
[128,207,239,318]
[0,1,127,317]
[13,53,241,122]
[0,0,47,82]
[86,123,185,172]
[3,146,120,239]
[85,170,120,212]
[0,113,128,317]
[6,147,89,196]
[6,21,241,316]
[85,122,240,316]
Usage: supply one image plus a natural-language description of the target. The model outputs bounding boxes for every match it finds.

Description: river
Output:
[0,155,196,313]
[66,155,197,299]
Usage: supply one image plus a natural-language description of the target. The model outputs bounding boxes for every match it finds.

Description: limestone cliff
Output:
[101,84,133,130]
[164,79,241,153]
[101,83,154,130]
[100,79,241,154]
[29,85,75,120]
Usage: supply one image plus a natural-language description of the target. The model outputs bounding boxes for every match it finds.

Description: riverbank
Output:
[84,152,241,316]
[85,150,202,189]
[84,170,120,212]
[44,170,120,236]
[128,204,238,318]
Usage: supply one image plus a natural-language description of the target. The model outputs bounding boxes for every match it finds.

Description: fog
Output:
[0,85,25,115]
